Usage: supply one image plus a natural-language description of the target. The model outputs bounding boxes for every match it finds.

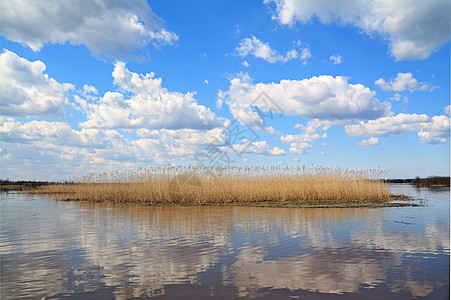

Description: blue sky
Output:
[1,0,450,180]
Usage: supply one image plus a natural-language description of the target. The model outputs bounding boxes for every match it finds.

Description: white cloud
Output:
[136,127,225,146]
[280,119,328,143]
[375,73,432,92]
[242,60,251,67]
[295,40,313,64]
[357,137,380,146]
[228,140,286,156]
[345,113,450,144]
[264,0,450,61]
[218,73,388,131]
[133,127,228,161]
[1,0,178,58]
[280,133,322,143]
[389,93,408,103]
[78,62,222,130]
[82,84,98,95]
[0,116,231,179]
[0,50,74,118]
[204,79,209,85]
[269,147,286,155]
[236,35,310,64]
[0,117,121,149]
[329,54,342,64]
[445,105,450,116]
[345,113,430,137]
[299,47,312,61]
[289,142,312,154]
[418,115,450,144]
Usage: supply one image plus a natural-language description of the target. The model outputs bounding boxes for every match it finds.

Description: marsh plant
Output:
[35,165,392,205]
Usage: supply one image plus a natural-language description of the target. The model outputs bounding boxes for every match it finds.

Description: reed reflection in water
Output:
[1,185,449,299]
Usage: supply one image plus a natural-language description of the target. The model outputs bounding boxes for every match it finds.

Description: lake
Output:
[1,185,449,299]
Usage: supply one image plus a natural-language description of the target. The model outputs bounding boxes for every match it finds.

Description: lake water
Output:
[1,185,449,299]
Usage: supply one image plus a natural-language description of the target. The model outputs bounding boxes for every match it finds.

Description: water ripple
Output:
[1,185,449,299]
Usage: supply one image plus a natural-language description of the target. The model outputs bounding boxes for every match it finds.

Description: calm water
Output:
[0,185,449,299]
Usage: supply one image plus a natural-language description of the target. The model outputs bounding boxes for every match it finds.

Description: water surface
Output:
[1,185,449,299]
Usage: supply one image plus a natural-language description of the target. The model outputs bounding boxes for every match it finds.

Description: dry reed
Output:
[34,165,393,206]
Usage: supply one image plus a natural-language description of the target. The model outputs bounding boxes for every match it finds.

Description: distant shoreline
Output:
[385,177,450,187]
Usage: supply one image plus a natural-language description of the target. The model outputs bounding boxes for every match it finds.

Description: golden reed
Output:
[35,165,392,205]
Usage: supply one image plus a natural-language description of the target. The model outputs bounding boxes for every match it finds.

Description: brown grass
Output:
[31,165,396,206]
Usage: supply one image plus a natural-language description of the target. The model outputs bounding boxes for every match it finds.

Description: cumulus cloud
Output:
[345,113,450,144]
[78,62,222,130]
[280,133,323,143]
[0,117,121,149]
[281,120,331,153]
[218,73,388,131]
[242,61,251,67]
[0,50,74,118]
[357,137,380,146]
[229,140,286,156]
[345,113,430,136]
[389,93,408,103]
[236,35,311,64]
[289,142,312,154]
[329,54,342,64]
[136,127,226,147]
[133,127,229,162]
[1,116,231,179]
[82,85,98,95]
[445,105,450,116]
[264,0,450,61]
[417,115,450,144]
[1,0,178,58]
[375,73,433,92]
[282,119,329,143]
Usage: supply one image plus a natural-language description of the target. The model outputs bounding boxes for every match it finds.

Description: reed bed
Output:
[33,165,397,206]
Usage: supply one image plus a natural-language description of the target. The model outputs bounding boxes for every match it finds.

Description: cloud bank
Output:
[78,62,222,130]
[1,0,178,58]
[345,113,450,144]
[218,73,389,131]
[264,0,450,60]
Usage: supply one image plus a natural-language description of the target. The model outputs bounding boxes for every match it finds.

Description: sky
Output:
[0,0,450,181]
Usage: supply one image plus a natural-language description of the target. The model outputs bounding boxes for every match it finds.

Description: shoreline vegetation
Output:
[1,165,431,208]
[411,176,450,187]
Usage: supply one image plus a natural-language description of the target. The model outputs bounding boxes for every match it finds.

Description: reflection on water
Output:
[1,185,449,299]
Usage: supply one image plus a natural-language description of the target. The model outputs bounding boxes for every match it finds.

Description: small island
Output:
[2,165,427,208]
